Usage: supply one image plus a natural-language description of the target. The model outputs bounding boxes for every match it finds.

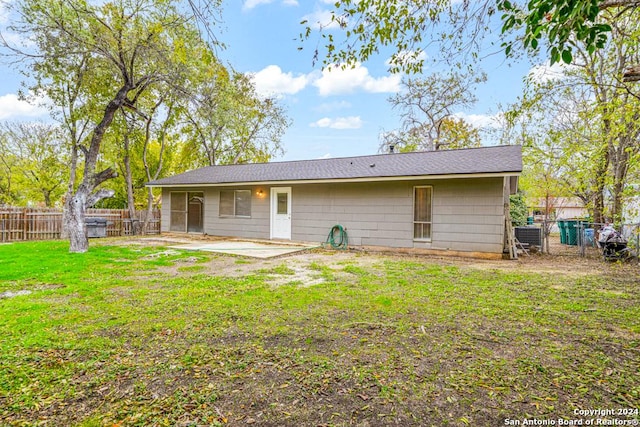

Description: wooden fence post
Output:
[23,208,27,241]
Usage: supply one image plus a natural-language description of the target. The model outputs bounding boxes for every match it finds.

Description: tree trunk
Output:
[43,190,51,208]
[123,135,140,235]
[65,191,88,253]
[65,84,131,252]
[592,141,610,225]
[61,141,80,240]
[612,181,624,227]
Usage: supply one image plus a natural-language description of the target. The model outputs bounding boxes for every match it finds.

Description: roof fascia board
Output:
[147,172,521,188]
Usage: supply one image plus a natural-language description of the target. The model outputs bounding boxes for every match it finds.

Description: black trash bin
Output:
[86,217,107,238]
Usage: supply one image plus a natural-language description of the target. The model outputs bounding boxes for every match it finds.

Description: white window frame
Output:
[219,189,252,218]
[413,185,433,241]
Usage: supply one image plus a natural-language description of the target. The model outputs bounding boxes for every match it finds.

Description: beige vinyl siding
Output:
[203,187,270,239]
[427,178,504,253]
[161,176,506,254]
[161,188,170,232]
[291,182,413,248]
[291,178,504,252]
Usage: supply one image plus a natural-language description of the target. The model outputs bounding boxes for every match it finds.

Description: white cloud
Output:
[243,0,274,10]
[242,0,298,10]
[310,116,363,129]
[527,63,572,84]
[318,153,332,159]
[313,63,401,96]
[301,9,340,30]
[250,62,402,99]
[251,65,310,97]
[0,93,49,120]
[454,112,504,129]
[313,100,352,113]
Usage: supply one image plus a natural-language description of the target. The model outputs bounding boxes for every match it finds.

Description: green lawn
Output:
[0,239,638,426]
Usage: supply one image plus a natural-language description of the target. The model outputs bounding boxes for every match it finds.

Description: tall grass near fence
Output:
[0,207,160,242]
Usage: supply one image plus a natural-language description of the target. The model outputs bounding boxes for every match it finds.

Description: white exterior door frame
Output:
[270,187,292,240]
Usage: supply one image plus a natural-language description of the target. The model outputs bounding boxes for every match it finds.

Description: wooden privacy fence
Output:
[0,207,161,242]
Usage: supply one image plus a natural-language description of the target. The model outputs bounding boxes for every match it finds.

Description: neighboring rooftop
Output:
[147,145,522,187]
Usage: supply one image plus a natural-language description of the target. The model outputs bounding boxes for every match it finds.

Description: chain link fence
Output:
[517,220,640,262]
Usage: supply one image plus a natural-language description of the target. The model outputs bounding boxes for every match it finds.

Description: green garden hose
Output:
[326,224,348,250]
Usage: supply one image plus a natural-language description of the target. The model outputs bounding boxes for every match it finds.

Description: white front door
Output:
[270,187,292,239]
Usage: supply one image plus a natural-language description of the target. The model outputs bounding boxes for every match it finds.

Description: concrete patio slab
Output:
[168,240,317,259]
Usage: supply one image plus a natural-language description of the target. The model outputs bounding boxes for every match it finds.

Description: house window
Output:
[414,186,432,240]
[219,190,251,217]
[277,192,288,215]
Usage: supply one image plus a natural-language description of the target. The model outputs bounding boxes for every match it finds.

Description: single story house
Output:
[147,145,522,258]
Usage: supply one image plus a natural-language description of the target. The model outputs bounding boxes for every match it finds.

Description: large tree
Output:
[180,66,289,168]
[381,71,486,152]
[4,0,217,252]
[504,8,640,225]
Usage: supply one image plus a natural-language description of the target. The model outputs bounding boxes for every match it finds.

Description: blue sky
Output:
[0,0,554,161]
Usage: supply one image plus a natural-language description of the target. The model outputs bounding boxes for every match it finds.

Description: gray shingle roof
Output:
[147,145,522,186]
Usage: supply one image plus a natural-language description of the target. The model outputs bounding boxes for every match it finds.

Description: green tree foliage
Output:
[180,66,289,168]
[0,133,19,206]
[0,122,68,207]
[502,9,640,225]
[509,192,529,226]
[2,0,289,247]
[498,0,633,65]
[303,0,638,71]
[434,117,482,150]
[4,0,218,251]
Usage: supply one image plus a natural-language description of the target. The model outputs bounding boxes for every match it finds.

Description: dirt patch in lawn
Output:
[126,233,638,285]
[111,232,636,278]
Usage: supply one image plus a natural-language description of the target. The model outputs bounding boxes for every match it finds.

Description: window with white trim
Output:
[413,186,432,240]
[219,190,251,217]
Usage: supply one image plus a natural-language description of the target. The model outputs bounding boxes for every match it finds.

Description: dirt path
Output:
[115,235,639,285]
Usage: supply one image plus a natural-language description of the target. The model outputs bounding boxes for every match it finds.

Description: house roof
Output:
[147,145,522,187]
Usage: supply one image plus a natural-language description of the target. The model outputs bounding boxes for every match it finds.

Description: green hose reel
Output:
[325,224,348,250]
